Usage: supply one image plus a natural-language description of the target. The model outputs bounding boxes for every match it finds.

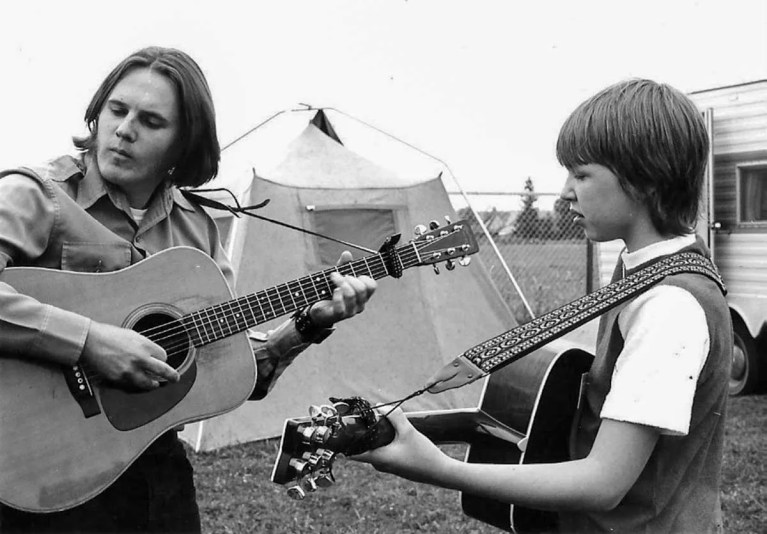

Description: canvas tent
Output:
[180,110,516,451]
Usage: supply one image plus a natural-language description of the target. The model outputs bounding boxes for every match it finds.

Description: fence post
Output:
[586,239,594,294]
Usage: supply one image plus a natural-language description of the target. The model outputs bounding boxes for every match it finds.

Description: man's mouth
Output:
[110,147,132,159]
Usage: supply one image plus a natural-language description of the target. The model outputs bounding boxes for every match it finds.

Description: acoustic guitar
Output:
[271,339,593,533]
[0,220,477,513]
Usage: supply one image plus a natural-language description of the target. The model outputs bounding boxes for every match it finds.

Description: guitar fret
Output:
[250,293,267,323]
[186,314,205,346]
[234,299,248,330]
[281,282,298,312]
[267,286,285,316]
[310,273,331,300]
[197,311,211,344]
[207,306,223,341]
[286,279,306,311]
[259,291,276,321]
[359,256,372,277]
[244,296,260,325]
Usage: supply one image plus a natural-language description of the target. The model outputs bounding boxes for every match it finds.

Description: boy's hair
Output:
[556,79,709,235]
[73,46,220,188]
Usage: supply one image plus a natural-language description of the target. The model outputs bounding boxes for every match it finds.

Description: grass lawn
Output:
[191,393,766,533]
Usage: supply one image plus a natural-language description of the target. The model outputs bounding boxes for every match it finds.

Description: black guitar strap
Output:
[428,251,726,392]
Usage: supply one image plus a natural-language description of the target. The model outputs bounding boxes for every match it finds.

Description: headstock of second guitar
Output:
[270,397,394,500]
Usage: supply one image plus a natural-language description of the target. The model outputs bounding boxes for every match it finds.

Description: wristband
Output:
[292,305,334,344]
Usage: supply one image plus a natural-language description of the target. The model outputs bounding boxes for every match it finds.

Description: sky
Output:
[2,0,766,211]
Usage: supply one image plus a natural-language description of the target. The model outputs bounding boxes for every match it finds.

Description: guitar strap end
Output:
[426,357,485,393]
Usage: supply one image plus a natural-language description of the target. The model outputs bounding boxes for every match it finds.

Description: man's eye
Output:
[142,116,166,129]
[108,105,127,116]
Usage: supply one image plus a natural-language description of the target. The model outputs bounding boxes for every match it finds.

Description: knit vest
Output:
[560,238,731,533]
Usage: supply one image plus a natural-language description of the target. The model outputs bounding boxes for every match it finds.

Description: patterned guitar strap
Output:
[428,251,726,393]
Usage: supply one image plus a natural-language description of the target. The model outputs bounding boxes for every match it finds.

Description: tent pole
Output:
[326,108,536,320]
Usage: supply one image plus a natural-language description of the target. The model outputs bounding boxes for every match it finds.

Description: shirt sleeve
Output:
[0,173,91,366]
[601,285,709,436]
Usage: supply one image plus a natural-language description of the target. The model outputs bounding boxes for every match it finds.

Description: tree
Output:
[513,177,540,239]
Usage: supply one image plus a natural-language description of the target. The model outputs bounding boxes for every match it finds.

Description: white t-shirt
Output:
[130,207,148,226]
[600,234,709,436]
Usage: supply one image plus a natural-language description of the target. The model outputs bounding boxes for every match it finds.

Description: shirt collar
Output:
[77,155,195,213]
[621,234,697,271]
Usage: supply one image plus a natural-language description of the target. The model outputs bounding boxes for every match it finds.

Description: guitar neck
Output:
[180,243,418,347]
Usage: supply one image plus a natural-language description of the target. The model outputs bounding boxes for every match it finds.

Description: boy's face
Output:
[560,163,649,246]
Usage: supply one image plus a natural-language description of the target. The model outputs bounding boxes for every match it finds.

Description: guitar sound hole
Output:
[132,312,191,370]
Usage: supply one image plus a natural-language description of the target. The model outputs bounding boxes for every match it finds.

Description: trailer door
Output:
[698,108,717,260]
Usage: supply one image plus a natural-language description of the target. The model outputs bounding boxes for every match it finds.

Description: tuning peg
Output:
[320,404,339,424]
[445,260,455,271]
[429,220,440,230]
[459,256,472,267]
[301,476,319,493]
[287,484,306,500]
[309,405,323,421]
[289,458,310,478]
[413,224,427,237]
[311,426,331,444]
[314,467,336,488]
[300,425,330,444]
[433,265,440,275]
[315,448,335,463]
[444,216,452,225]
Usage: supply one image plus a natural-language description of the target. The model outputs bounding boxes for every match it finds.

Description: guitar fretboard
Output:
[179,243,419,347]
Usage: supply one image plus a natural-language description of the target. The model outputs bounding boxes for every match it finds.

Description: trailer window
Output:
[738,164,767,225]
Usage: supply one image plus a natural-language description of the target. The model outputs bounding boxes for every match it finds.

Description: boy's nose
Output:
[560,174,576,200]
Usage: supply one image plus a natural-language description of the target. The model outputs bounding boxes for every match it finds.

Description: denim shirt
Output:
[0,154,313,398]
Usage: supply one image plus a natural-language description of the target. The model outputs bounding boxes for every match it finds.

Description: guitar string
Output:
[77,240,451,383]
[128,228,462,346]
[129,242,419,343]
[142,251,408,346]
[76,253,405,383]
[80,229,471,384]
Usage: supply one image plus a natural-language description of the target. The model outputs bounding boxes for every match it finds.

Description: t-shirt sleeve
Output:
[601,285,709,436]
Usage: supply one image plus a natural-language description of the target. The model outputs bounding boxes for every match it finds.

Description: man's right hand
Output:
[81,322,181,390]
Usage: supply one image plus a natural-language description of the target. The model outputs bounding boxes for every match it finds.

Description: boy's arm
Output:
[355,409,659,512]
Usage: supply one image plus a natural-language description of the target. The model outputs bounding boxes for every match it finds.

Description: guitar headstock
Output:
[271,397,394,500]
[410,218,478,272]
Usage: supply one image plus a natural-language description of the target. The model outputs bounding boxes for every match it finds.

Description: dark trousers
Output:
[0,432,200,534]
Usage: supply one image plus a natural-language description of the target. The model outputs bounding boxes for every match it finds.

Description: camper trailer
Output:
[598,80,767,396]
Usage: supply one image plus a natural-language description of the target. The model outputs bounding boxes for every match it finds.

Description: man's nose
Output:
[115,116,136,142]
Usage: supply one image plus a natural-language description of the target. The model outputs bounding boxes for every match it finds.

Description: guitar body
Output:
[461,340,593,533]
[0,247,255,512]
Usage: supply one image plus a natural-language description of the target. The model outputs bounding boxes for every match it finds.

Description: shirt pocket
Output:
[61,242,132,273]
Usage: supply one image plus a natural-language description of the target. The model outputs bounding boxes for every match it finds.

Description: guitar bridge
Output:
[63,364,101,418]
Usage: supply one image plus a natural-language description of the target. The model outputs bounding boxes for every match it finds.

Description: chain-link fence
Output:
[451,192,598,325]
